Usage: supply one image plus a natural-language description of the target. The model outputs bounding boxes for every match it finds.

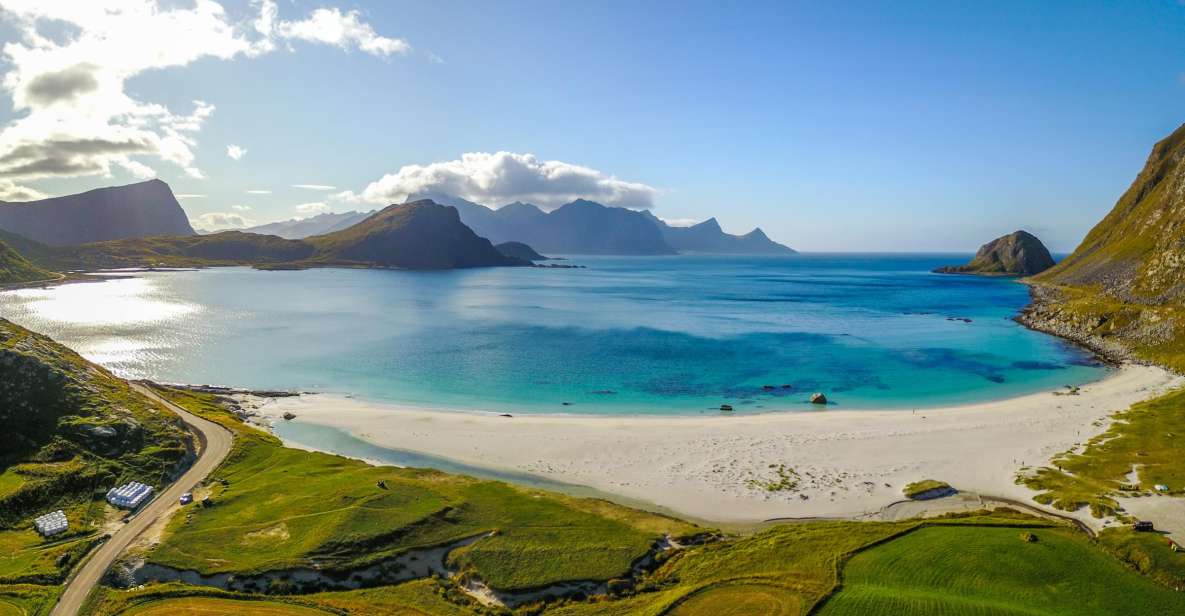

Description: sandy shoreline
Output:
[239,364,1182,529]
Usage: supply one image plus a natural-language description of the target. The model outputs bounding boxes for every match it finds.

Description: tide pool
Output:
[0,254,1106,414]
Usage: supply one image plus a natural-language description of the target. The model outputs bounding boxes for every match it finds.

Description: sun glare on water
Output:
[10,277,198,327]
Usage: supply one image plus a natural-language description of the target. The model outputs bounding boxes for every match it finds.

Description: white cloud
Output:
[355,152,660,210]
[269,5,410,57]
[174,193,206,199]
[295,201,331,217]
[245,189,272,194]
[191,211,255,232]
[230,204,251,211]
[661,217,701,227]
[0,179,48,201]
[292,183,336,190]
[0,1,408,196]
[425,51,445,64]
[226,144,246,160]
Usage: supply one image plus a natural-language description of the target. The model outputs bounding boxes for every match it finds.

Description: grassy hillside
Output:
[0,238,53,284]
[0,317,189,608]
[145,388,696,589]
[1023,122,1185,369]
[816,525,1185,615]
[305,200,521,269]
[90,509,1185,616]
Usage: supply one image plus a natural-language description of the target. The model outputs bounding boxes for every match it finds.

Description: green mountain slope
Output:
[306,200,522,269]
[1023,122,1185,368]
[0,238,53,284]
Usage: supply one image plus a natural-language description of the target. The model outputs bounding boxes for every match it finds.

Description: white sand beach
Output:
[247,364,1181,528]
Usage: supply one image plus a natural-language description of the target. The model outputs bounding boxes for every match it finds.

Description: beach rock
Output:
[282,412,296,420]
[720,404,734,411]
[934,230,1055,276]
[810,393,828,405]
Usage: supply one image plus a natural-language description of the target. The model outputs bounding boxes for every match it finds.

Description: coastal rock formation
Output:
[935,231,1055,276]
[0,179,195,246]
[0,237,53,284]
[306,200,524,269]
[495,241,549,261]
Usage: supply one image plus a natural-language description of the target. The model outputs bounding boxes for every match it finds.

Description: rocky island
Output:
[935,230,1055,276]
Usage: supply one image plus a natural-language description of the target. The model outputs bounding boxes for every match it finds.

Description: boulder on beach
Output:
[810,393,828,405]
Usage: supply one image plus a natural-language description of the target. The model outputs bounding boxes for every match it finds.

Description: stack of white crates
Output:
[106,481,153,509]
[33,510,68,537]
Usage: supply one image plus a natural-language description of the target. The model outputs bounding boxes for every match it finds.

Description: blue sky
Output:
[1,1,1184,251]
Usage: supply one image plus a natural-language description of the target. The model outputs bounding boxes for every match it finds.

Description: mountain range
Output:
[9,200,520,272]
[0,179,194,246]
[238,210,372,239]
[247,192,795,256]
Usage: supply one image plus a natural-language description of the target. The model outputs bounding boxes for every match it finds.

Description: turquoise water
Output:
[0,255,1105,414]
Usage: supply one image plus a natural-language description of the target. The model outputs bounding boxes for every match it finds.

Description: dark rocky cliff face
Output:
[0,179,195,246]
[935,231,1055,276]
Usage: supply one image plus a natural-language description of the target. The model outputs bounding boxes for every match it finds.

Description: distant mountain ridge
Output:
[0,179,195,246]
[241,211,372,239]
[644,213,795,255]
[10,200,521,271]
[420,192,794,255]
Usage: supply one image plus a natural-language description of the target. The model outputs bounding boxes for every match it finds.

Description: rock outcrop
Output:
[935,231,1055,276]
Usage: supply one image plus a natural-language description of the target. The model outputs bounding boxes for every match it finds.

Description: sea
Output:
[0,254,1106,415]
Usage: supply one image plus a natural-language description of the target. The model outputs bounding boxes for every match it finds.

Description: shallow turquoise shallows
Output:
[0,254,1106,414]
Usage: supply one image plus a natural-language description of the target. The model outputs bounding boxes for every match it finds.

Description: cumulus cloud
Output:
[0,179,48,201]
[0,1,408,196]
[354,152,660,210]
[268,5,410,57]
[226,144,246,160]
[293,183,336,190]
[660,217,701,227]
[191,211,254,232]
[295,201,331,217]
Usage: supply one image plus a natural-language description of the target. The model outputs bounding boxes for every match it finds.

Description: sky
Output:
[0,1,1183,252]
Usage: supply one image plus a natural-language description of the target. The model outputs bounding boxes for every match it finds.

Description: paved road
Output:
[50,383,234,616]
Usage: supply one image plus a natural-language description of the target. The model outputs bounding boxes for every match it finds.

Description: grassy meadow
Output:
[147,388,698,589]
[816,525,1185,615]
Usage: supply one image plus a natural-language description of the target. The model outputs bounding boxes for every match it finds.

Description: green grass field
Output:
[87,580,484,616]
[816,525,1185,615]
[0,584,59,616]
[148,388,698,591]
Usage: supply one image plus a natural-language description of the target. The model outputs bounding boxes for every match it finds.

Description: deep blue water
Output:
[0,254,1106,414]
